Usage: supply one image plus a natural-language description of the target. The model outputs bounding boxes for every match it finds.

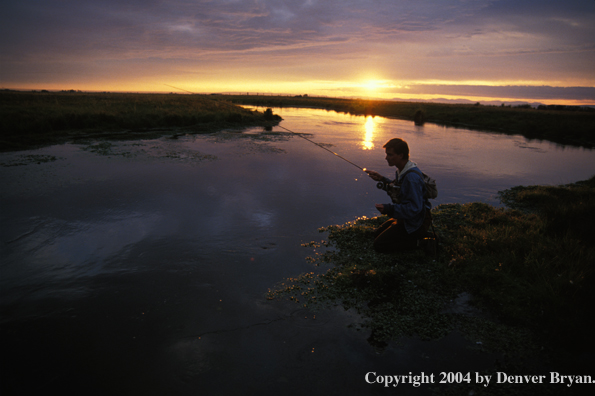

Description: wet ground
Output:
[1,108,594,395]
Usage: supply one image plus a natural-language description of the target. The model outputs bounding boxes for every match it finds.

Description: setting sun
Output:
[362,80,392,92]
[363,80,380,91]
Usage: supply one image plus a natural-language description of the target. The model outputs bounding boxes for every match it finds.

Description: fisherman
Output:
[365,138,431,253]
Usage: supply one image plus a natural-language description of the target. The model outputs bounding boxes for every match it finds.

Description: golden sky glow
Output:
[1,0,594,105]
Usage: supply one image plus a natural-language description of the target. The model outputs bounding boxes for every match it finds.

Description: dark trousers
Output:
[373,210,431,253]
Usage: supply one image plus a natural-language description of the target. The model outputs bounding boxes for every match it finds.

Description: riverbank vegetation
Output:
[226,95,595,148]
[268,177,595,394]
[2,91,594,152]
[0,91,280,152]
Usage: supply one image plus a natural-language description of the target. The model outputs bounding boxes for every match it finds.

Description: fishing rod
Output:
[275,125,367,172]
[278,124,392,190]
[164,83,372,175]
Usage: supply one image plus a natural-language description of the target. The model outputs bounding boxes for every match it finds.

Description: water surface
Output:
[1,107,593,395]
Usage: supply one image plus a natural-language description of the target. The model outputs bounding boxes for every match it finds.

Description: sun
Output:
[363,80,381,91]
[356,79,397,99]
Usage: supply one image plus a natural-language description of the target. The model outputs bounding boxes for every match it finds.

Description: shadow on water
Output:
[1,107,594,395]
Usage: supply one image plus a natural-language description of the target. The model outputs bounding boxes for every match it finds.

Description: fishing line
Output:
[164,84,197,94]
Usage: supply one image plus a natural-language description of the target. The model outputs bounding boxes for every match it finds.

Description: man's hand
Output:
[365,169,384,181]
[375,204,385,214]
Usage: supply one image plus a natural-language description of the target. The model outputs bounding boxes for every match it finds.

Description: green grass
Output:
[268,176,595,389]
[226,95,595,148]
[0,91,280,151]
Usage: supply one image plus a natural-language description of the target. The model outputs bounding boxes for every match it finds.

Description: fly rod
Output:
[163,84,369,173]
[275,125,367,172]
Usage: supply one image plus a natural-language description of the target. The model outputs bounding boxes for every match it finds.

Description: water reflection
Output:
[268,107,594,206]
[1,106,594,395]
[362,116,375,150]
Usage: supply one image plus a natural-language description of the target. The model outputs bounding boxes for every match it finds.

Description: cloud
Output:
[1,0,488,58]
[1,0,593,103]
[391,85,595,101]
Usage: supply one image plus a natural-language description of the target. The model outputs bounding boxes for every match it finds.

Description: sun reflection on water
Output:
[362,116,375,150]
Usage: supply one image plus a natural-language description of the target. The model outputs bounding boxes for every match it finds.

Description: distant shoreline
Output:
[225,94,595,149]
[3,88,594,108]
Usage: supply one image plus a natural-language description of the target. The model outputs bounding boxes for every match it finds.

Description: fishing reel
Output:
[376,181,399,192]
[376,181,401,203]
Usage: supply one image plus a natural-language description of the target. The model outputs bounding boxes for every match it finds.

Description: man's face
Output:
[385,147,402,167]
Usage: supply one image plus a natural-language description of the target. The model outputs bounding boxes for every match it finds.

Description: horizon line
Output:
[2,87,594,108]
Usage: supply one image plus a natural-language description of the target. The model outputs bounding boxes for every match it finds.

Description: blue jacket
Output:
[383,166,430,234]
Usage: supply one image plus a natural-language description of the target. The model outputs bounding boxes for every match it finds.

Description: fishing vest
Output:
[377,168,438,204]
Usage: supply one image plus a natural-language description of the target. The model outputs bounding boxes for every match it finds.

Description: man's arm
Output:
[365,169,391,184]
[367,170,395,214]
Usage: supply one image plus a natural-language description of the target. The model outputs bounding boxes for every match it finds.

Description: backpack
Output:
[377,168,438,203]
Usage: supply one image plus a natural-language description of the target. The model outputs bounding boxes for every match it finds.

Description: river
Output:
[1,107,593,395]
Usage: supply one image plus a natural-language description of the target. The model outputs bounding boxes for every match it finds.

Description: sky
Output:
[1,0,594,105]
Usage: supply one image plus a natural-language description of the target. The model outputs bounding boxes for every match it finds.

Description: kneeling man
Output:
[365,138,431,252]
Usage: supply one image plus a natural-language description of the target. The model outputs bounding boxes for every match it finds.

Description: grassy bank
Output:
[268,176,595,393]
[226,95,595,148]
[0,91,280,152]
[3,91,593,151]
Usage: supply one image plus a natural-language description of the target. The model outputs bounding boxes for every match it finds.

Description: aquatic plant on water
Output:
[268,178,595,368]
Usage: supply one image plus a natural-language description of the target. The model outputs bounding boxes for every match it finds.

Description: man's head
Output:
[383,138,409,169]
